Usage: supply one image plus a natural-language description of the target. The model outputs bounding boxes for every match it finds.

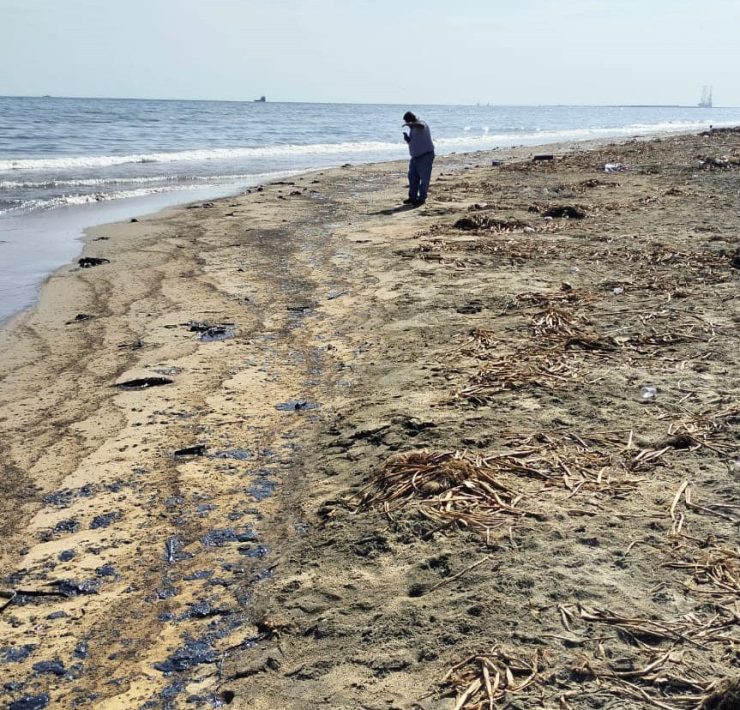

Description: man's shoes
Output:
[414,199,426,206]
[402,198,415,205]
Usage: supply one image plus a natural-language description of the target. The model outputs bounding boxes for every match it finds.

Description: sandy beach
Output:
[0,131,738,709]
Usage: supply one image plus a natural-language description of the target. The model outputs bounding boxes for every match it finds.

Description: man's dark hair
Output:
[403,111,417,123]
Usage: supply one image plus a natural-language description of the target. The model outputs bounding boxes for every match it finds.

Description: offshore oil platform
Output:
[698,85,713,108]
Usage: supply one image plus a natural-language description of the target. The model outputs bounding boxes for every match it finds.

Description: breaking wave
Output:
[0,120,726,173]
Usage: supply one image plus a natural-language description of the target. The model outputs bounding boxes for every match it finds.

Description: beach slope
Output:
[0,132,738,709]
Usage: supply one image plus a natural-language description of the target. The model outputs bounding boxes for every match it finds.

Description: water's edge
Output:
[0,127,712,333]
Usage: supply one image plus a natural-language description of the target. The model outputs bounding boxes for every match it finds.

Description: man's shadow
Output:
[371,204,419,216]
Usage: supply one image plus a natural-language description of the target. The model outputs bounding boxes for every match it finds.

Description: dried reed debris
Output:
[666,547,740,602]
[453,215,534,232]
[460,354,579,404]
[532,306,582,338]
[508,287,598,309]
[439,645,548,709]
[453,328,500,358]
[356,450,532,534]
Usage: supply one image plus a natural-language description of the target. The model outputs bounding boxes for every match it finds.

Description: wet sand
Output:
[0,132,738,709]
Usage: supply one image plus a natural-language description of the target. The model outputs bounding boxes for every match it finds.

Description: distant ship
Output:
[253,96,266,103]
[698,85,713,108]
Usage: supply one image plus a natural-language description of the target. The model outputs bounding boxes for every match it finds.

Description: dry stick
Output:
[542,633,587,645]
[420,519,456,541]
[482,663,495,710]
[453,678,482,710]
[610,650,672,679]
[441,653,478,683]
[558,605,574,632]
[0,588,67,613]
[429,557,492,593]
[617,679,691,710]
[670,480,690,522]
[0,591,17,613]
[685,501,738,522]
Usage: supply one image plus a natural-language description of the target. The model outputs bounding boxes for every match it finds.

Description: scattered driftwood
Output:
[661,405,739,453]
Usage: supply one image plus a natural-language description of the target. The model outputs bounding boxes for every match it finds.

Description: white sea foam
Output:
[432,119,722,149]
[0,186,198,214]
[0,120,725,174]
[0,141,404,172]
[0,169,305,215]
[0,173,263,190]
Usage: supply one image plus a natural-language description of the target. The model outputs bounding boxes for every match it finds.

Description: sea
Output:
[2,97,740,323]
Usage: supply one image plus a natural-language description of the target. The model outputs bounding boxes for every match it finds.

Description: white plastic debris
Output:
[604,163,629,174]
[640,385,658,401]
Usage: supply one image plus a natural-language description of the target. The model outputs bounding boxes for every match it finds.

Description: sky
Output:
[1,0,738,106]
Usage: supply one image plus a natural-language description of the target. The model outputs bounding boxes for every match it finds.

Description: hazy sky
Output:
[1,0,737,105]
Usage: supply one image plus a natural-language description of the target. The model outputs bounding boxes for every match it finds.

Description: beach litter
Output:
[604,162,629,173]
[640,385,658,401]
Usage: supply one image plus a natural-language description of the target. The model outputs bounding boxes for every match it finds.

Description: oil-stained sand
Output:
[0,131,738,709]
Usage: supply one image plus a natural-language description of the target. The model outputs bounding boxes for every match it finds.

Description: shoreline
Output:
[0,129,738,708]
[0,119,729,328]
[0,168,312,327]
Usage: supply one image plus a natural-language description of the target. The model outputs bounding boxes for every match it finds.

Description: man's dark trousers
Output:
[408,151,435,203]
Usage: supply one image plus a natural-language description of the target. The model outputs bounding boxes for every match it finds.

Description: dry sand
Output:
[0,131,738,709]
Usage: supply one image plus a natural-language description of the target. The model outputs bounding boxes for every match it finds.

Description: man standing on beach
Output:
[402,111,435,206]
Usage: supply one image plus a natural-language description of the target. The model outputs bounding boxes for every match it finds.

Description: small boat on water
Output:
[254,96,266,103]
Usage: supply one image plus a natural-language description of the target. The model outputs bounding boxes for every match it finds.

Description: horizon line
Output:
[0,94,736,109]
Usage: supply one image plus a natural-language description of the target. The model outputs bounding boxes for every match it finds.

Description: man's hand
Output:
[403,132,410,142]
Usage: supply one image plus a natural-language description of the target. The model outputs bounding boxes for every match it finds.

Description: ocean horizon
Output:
[2,97,740,323]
